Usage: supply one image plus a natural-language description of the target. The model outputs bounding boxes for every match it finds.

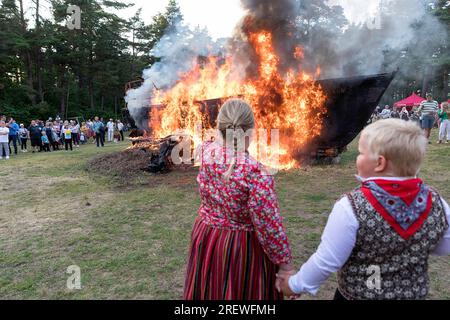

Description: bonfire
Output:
[130,29,327,171]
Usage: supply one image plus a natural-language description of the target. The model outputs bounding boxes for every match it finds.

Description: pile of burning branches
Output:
[128,135,192,173]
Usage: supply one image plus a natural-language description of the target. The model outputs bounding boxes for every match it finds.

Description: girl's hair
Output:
[217,99,255,181]
[217,98,255,134]
[441,102,449,110]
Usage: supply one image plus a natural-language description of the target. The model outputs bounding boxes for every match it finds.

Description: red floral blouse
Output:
[196,141,292,265]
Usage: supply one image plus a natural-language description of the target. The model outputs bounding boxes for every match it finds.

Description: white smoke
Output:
[126,0,448,127]
[323,0,448,77]
[124,22,226,129]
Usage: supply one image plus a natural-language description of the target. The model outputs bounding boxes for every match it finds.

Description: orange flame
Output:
[294,46,304,60]
[149,31,327,169]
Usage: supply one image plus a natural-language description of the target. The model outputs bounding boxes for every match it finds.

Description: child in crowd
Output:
[80,132,86,145]
[41,131,51,152]
[277,119,450,300]
[80,122,89,144]
[437,102,449,144]
[19,124,29,152]
[0,120,10,159]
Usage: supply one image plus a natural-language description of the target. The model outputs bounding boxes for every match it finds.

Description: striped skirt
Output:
[183,218,283,300]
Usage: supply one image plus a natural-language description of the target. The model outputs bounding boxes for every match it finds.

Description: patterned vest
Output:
[338,187,448,300]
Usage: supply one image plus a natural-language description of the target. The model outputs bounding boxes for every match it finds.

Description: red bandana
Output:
[360,179,433,240]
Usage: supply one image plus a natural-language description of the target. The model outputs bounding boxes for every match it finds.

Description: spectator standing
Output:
[100,118,106,142]
[86,119,95,142]
[117,120,124,142]
[44,122,55,151]
[80,122,89,144]
[93,117,105,148]
[41,131,51,152]
[71,120,81,148]
[7,118,19,156]
[0,120,10,160]
[19,124,29,152]
[29,120,42,153]
[62,123,73,151]
[418,93,439,143]
[438,102,450,144]
[107,119,115,142]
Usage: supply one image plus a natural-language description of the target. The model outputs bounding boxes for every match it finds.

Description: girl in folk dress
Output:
[183,99,295,300]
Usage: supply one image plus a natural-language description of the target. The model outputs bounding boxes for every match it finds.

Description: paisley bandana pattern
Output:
[363,180,429,230]
[338,187,448,300]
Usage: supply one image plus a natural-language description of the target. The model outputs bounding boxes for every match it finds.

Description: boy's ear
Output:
[374,155,388,173]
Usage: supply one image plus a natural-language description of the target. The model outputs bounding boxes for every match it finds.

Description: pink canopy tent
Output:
[394,93,425,110]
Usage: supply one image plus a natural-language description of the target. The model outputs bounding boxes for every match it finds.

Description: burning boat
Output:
[124,8,396,171]
[126,71,395,157]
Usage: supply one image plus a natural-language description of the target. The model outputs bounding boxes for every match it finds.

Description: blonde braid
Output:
[217,99,255,182]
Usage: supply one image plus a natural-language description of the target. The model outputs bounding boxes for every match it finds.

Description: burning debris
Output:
[145,30,328,170]
[124,0,416,172]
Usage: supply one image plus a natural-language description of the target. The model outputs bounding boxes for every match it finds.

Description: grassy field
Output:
[1,133,449,300]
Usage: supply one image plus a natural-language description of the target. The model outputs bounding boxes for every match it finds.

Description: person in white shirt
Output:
[0,120,10,159]
[106,119,115,142]
[117,120,124,142]
[277,119,450,300]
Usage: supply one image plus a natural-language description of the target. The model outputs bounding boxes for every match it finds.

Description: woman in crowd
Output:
[29,120,42,153]
[19,124,29,153]
[71,120,81,148]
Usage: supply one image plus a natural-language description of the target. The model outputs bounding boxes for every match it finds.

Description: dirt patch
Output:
[87,149,152,182]
[87,149,199,188]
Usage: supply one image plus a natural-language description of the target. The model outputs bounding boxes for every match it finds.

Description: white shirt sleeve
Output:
[288,197,359,295]
[432,197,450,256]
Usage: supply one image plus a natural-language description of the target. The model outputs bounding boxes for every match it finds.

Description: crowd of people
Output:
[370,93,450,144]
[0,115,126,160]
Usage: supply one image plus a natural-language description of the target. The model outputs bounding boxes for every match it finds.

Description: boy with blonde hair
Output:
[278,119,450,300]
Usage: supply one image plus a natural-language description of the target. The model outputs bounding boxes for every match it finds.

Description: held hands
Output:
[276,264,301,300]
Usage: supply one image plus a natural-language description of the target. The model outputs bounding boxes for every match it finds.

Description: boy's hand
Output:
[276,269,301,299]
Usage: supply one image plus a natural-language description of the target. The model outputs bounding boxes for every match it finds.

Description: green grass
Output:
[0,132,449,300]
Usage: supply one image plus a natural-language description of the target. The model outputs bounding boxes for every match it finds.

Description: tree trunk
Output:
[18,0,36,105]
[114,96,118,119]
[89,47,95,109]
[35,0,44,102]
[421,65,430,97]
[89,81,94,109]
[443,67,450,100]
